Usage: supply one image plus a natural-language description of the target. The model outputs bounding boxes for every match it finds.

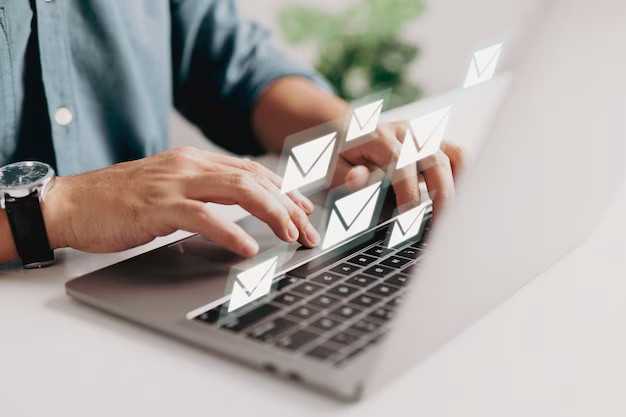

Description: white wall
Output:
[170,0,543,151]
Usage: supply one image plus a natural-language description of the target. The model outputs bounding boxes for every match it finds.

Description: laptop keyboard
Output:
[193,219,432,367]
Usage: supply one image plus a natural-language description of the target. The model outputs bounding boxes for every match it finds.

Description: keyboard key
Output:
[248,317,296,342]
[330,305,363,320]
[221,304,280,332]
[349,294,382,308]
[329,332,360,346]
[401,263,419,274]
[306,344,338,361]
[386,295,404,309]
[367,332,386,345]
[386,274,410,287]
[328,283,360,298]
[275,329,318,351]
[310,294,341,308]
[272,292,303,307]
[275,275,300,291]
[330,263,361,276]
[363,265,394,277]
[335,347,365,366]
[346,274,378,287]
[288,305,321,320]
[364,246,393,257]
[310,272,342,286]
[311,316,341,331]
[380,256,411,269]
[291,282,324,296]
[290,234,381,278]
[348,319,382,336]
[346,254,377,266]
[369,307,394,322]
[412,239,429,249]
[368,283,400,298]
[397,247,422,259]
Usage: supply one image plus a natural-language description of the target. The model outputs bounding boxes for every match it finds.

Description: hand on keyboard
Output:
[332,122,466,219]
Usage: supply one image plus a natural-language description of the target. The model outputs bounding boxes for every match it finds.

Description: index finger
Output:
[390,124,421,209]
[391,160,421,210]
[204,153,315,214]
[421,151,455,220]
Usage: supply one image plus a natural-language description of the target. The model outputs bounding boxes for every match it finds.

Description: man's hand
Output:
[333,122,466,218]
[251,78,465,217]
[43,147,320,258]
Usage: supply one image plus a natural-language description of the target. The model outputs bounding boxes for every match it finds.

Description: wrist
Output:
[0,209,19,263]
[41,176,70,250]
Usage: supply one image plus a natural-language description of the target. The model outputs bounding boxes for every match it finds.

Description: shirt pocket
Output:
[0,4,16,162]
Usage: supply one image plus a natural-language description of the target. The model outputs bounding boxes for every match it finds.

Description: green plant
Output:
[279,0,426,109]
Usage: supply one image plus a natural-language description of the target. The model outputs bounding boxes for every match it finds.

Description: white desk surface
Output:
[1,177,625,416]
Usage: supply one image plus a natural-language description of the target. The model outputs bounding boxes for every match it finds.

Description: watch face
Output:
[0,162,52,189]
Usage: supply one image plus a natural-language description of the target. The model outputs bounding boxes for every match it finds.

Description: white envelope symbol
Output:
[322,182,383,250]
[345,99,385,142]
[463,42,503,88]
[228,256,278,312]
[396,106,451,169]
[387,203,428,248]
[281,133,337,194]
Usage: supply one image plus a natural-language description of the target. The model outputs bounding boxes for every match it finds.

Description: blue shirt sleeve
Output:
[170,0,333,156]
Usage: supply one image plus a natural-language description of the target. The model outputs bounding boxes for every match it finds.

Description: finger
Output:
[335,125,406,190]
[330,156,357,189]
[440,142,467,180]
[391,160,421,210]
[421,151,455,221]
[195,165,319,248]
[184,172,301,244]
[383,123,421,208]
[172,201,259,257]
[203,153,315,214]
[251,172,320,248]
[345,165,371,191]
[343,125,403,169]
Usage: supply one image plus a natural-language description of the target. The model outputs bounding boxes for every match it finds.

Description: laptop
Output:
[65,0,626,401]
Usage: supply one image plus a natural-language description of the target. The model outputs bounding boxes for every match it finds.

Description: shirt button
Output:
[55,107,73,126]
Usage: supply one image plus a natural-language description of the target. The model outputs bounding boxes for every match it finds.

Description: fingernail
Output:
[242,238,259,257]
[301,198,315,213]
[306,223,320,246]
[287,221,299,241]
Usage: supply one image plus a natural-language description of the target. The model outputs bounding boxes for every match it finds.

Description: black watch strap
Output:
[4,192,55,268]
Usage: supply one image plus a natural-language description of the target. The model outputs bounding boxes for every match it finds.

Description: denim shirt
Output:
[0,0,329,175]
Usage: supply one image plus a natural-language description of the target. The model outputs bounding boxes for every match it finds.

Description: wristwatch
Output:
[0,161,56,268]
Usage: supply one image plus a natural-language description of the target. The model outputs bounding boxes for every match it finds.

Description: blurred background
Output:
[171,0,537,152]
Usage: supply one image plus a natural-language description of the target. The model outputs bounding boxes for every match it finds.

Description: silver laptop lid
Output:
[366,0,626,394]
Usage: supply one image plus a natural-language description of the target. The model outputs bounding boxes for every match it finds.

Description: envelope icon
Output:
[228,256,278,312]
[322,182,383,250]
[281,133,337,194]
[345,99,385,142]
[463,42,503,88]
[386,203,428,248]
[396,106,452,169]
